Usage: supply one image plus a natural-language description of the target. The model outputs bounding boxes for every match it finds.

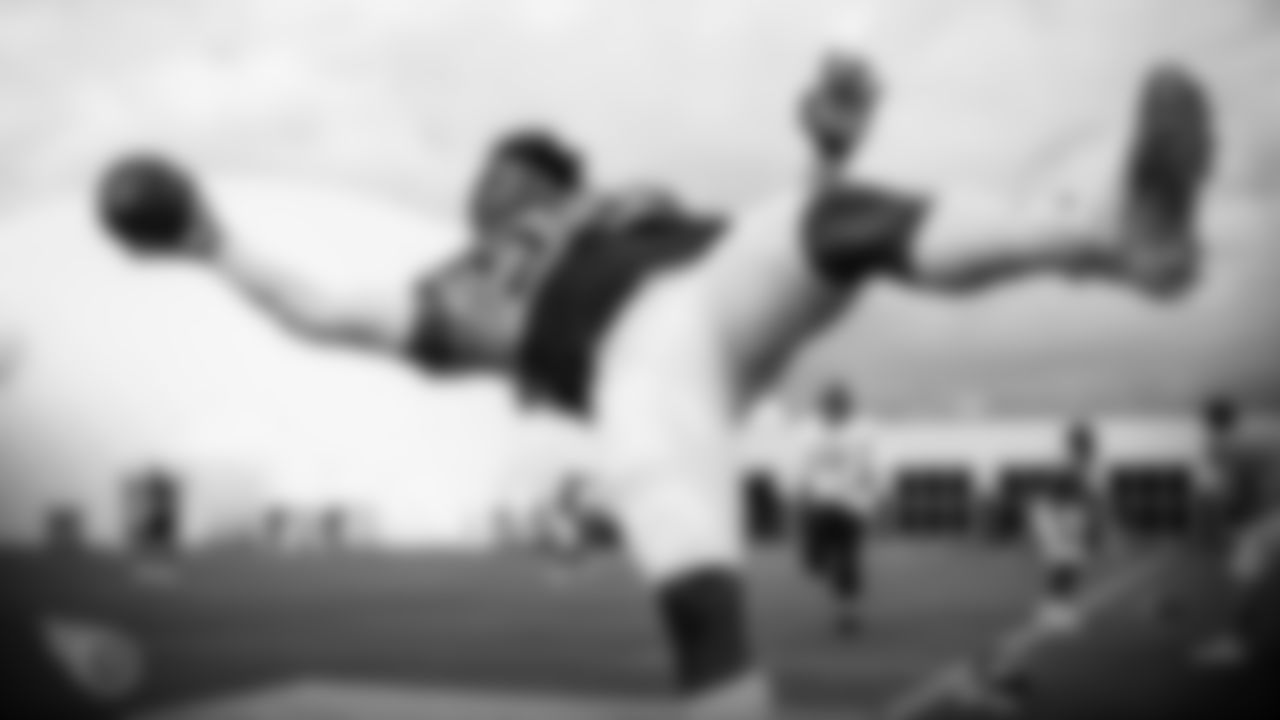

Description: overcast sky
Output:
[1,0,1278,542]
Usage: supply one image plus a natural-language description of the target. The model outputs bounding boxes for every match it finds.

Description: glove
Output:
[97,152,210,257]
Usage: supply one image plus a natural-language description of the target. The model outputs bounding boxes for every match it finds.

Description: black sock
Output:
[656,567,753,693]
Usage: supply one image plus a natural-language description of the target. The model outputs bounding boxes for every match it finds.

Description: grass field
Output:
[0,538,1245,718]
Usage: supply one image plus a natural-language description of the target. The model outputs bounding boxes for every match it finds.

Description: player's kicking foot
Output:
[1118,63,1215,297]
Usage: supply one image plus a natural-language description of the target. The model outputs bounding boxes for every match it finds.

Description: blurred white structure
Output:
[0,175,520,550]
[737,405,1280,504]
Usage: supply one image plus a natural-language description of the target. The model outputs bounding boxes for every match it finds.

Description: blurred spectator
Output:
[124,466,181,585]
[1026,421,1102,633]
[795,386,881,633]
[1200,397,1273,537]
[1194,396,1280,673]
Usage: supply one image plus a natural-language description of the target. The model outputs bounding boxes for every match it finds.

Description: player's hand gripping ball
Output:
[98,153,210,257]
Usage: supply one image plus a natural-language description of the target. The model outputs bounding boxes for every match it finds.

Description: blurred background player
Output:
[1028,421,1103,634]
[796,386,880,634]
[1193,396,1280,669]
[535,474,603,584]
[124,465,183,588]
[495,409,605,579]
[917,408,1279,720]
[1199,396,1270,544]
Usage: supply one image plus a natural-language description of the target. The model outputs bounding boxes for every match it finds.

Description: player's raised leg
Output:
[595,277,773,719]
[693,59,1216,401]
[901,63,1213,298]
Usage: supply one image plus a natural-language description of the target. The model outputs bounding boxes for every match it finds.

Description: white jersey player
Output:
[1193,397,1280,669]
[796,386,881,633]
[1029,422,1102,633]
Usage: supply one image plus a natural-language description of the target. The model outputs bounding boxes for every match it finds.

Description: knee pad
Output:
[656,567,753,692]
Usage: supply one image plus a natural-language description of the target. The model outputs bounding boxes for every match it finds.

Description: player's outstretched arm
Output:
[98,153,420,353]
[891,184,1124,294]
[209,245,417,352]
[893,64,1213,299]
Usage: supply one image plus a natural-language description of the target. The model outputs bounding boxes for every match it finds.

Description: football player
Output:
[99,55,1214,718]
[1029,421,1103,633]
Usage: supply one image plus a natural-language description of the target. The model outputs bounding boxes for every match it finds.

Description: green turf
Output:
[0,539,1123,715]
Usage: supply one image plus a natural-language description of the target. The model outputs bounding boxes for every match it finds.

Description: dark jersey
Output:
[516,180,925,416]
[801,180,925,283]
[516,203,724,415]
